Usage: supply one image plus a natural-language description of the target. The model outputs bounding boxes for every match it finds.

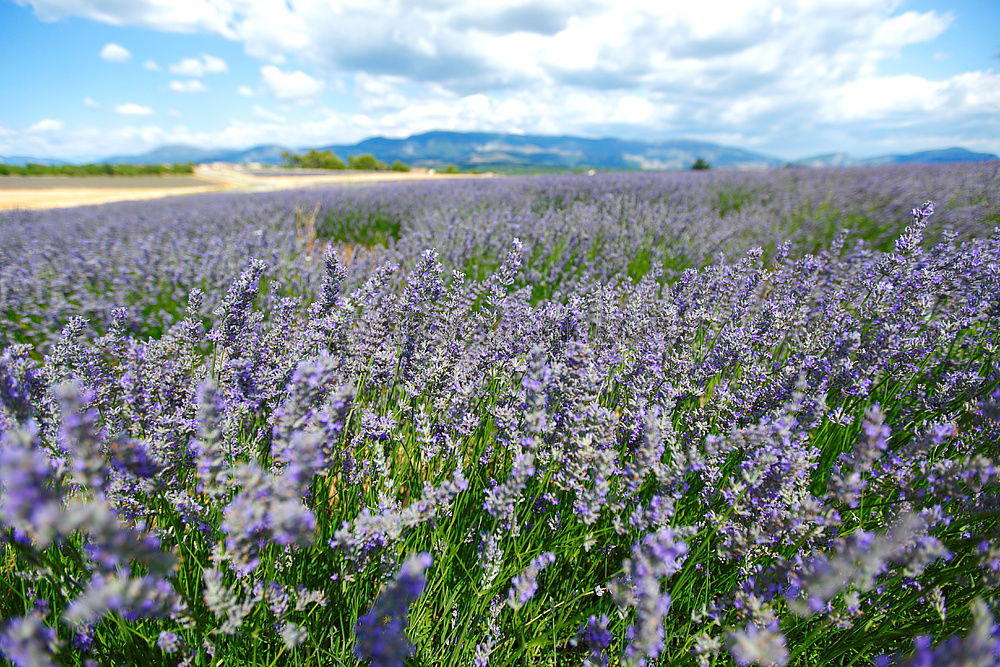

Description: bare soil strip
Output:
[0,176,209,190]
[0,167,491,211]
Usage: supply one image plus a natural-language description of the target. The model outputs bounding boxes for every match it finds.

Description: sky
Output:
[0,0,997,162]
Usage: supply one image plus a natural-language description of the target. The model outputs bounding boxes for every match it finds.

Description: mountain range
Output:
[3,131,997,170]
[0,155,70,167]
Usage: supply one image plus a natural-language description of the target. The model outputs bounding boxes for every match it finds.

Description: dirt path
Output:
[0,184,226,210]
[0,167,491,211]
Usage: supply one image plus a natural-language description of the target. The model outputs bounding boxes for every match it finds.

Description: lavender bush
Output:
[0,163,998,665]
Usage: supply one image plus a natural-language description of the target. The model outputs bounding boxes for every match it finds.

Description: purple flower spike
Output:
[573,614,613,667]
[726,623,788,667]
[354,552,433,667]
[507,552,556,610]
[0,611,60,667]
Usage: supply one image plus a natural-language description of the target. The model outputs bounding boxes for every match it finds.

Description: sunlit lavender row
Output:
[1,163,999,666]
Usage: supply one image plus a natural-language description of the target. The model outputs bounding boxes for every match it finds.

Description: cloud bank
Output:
[10,0,1000,159]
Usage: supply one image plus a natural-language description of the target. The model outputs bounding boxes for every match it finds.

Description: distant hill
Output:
[0,155,71,167]
[795,147,998,167]
[7,133,996,171]
[92,132,782,170]
[793,153,858,168]
[863,147,999,165]
[101,145,237,165]
[316,130,784,170]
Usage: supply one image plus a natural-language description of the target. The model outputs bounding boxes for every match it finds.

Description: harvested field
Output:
[0,175,209,189]
[0,167,491,211]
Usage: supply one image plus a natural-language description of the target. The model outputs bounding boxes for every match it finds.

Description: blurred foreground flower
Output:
[354,552,433,667]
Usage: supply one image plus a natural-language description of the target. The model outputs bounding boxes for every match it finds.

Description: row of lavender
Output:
[3,163,998,352]
[0,164,998,665]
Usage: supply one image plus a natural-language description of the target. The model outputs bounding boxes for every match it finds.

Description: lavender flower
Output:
[786,512,950,617]
[221,462,317,575]
[354,552,432,667]
[279,621,308,650]
[0,427,63,546]
[0,611,60,667]
[829,404,890,508]
[726,622,788,667]
[507,551,556,610]
[210,257,267,350]
[331,467,467,566]
[0,346,47,433]
[63,574,178,627]
[572,614,613,667]
[894,201,935,254]
[156,631,182,654]
[893,599,999,666]
[202,568,261,635]
[611,528,688,666]
[312,244,348,316]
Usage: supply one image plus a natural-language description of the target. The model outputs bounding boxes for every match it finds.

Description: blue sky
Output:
[1,0,997,162]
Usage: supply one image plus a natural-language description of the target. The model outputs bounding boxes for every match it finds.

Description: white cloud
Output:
[260,65,323,99]
[11,0,999,158]
[143,59,160,71]
[28,118,64,132]
[252,105,287,123]
[170,79,208,93]
[355,73,409,110]
[0,124,170,162]
[99,42,130,63]
[168,54,228,77]
[115,103,154,115]
[39,2,961,113]
[83,97,98,108]
[820,71,1000,122]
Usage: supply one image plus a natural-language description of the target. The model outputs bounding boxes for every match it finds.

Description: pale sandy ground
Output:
[0,167,492,211]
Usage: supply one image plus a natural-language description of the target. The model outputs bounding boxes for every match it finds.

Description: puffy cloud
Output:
[143,59,161,71]
[449,4,571,36]
[30,2,960,103]
[0,124,170,162]
[115,103,154,115]
[28,118,64,132]
[10,0,998,158]
[170,79,208,93]
[260,65,323,99]
[23,0,233,34]
[168,53,228,76]
[820,71,1000,122]
[237,85,255,97]
[83,97,98,108]
[99,42,130,62]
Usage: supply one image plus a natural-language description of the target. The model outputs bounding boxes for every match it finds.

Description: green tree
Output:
[281,150,304,168]
[317,151,345,170]
[348,153,381,170]
[691,157,711,170]
[443,164,461,174]
[283,150,345,169]
[390,160,410,172]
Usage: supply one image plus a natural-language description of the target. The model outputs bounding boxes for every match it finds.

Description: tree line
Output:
[281,149,411,172]
[0,163,195,176]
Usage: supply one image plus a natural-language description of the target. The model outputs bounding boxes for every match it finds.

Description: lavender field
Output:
[1,163,999,666]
